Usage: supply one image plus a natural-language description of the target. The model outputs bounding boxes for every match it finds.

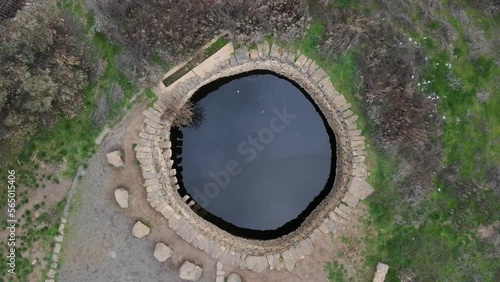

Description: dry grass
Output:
[161,96,204,128]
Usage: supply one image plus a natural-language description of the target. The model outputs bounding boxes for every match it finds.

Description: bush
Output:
[309,2,442,205]
[0,0,94,140]
[161,96,205,128]
[85,0,307,79]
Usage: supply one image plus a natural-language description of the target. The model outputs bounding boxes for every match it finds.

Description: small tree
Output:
[0,0,92,139]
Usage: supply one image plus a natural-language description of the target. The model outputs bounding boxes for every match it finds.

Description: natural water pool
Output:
[172,71,336,239]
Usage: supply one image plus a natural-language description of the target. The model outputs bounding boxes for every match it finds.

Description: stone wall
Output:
[134,41,373,272]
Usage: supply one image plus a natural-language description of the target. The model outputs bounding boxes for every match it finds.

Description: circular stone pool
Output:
[172,71,336,239]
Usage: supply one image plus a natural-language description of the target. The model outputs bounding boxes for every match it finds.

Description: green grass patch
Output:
[325,261,351,282]
[205,36,230,57]
[297,22,326,58]
[278,3,500,280]
[144,88,158,106]
[150,52,171,71]
[363,1,500,281]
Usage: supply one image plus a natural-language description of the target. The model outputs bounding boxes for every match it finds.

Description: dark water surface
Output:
[172,71,336,238]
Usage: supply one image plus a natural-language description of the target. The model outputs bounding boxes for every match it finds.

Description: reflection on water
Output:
[173,71,335,237]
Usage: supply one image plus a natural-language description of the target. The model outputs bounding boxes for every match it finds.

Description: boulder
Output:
[227,273,242,282]
[373,262,389,282]
[348,177,374,200]
[106,151,123,167]
[179,261,203,281]
[47,269,56,278]
[154,242,173,262]
[114,188,129,208]
[132,221,150,238]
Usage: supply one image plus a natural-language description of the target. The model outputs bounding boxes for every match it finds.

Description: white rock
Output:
[154,242,173,262]
[132,221,150,238]
[179,261,203,281]
[114,188,129,208]
[47,269,56,278]
[106,151,124,167]
[227,273,242,282]
[373,262,389,282]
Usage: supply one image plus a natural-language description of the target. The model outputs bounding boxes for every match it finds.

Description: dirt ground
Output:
[56,99,371,282]
[0,160,72,282]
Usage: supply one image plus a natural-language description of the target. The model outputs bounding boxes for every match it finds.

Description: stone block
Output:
[259,41,270,58]
[245,255,269,273]
[249,49,259,60]
[334,207,349,219]
[294,54,308,68]
[281,250,296,272]
[348,177,374,200]
[234,48,249,64]
[342,192,360,207]
[143,110,161,123]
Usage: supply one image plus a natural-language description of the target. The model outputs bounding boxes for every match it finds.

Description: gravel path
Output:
[58,103,214,282]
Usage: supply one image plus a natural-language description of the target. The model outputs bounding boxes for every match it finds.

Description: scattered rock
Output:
[373,262,389,282]
[348,177,374,200]
[31,259,37,265]
[54,243,61,255]
[106,150,124,167]
[154,242,173,262]
[179,261,203,281]
[114,188,129,208]
[132,221,150,238]
[227,273,242,282]
[47,269,56,278]
[216,261,223,270]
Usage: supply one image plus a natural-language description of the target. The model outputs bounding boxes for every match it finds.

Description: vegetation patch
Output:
[288,0,500,280]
